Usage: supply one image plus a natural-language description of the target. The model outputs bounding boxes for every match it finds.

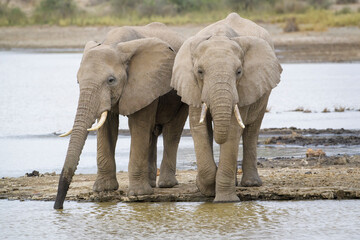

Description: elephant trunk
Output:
[209,82,234,145]
[54,88,99,209]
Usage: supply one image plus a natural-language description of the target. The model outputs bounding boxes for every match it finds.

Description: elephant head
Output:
[54,37,176,209]
[171,34,282,144]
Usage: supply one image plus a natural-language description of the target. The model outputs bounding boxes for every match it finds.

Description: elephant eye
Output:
[107,76,116,85]
[197,68,204,75]
[237,68,242,76]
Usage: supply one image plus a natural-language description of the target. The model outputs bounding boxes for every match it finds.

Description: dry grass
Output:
[293,107,305,112]
[334,106,346,112]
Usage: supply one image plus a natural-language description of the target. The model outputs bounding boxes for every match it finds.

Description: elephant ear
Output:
[116,38,176,116]
[232,36,282,107]
[171,35,210,108]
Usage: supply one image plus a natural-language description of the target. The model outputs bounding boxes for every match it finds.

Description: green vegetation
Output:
[0,0,360,29]
[33,0,78,24]
[0,4,27,25]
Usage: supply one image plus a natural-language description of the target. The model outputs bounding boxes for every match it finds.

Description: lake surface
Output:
[1,50,360,239]
[1,200,360,239]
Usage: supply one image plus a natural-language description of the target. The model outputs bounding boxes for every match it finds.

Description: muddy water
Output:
[1,200,359,239]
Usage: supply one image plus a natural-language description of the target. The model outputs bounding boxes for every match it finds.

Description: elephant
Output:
[54,22,188,209]
[171,13,282,202]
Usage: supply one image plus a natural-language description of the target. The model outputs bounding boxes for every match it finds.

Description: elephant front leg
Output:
[127,101,158,196]
[189,106,217,197]
[158,103,188,188]
[240,113,264,187]
[214,115,241,202]
[93,111,119,192]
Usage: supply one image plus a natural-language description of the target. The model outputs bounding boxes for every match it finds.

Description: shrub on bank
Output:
[0,4,27,25]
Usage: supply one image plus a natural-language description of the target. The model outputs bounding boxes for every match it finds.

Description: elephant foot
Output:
[196,175,215,197]
[240,174,262,187]
[93,176,119,192]
[158,173,178,188]
[213,192,240,203]
[127,182,154,196]
[149,179,157,188]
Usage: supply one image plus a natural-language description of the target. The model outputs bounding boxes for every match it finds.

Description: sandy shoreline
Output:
[1,129,360,203]
[1,25,360,62]
[1,154,359,203]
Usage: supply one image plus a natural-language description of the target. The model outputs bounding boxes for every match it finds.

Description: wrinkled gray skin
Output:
[171,13,282,202]
[54,23,188,209]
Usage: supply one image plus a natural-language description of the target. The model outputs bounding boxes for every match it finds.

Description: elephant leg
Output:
[127,100,158,196]
[240,111,265,187]
[148,129,159,188]
[189,106,217,197]
[214,115,241,202]
[93,111,119,192]
[158,103,188,188]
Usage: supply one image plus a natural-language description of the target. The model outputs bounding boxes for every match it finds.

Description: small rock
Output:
[25,170,40,177]
[305,171,312,175]
[334,156,348,165]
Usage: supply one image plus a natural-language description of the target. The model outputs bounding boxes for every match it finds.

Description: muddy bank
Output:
[1,25,360,63]
[1,155,360,203]
[259,127,360,146]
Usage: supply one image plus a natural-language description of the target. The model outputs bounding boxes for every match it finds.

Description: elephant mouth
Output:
[198,102,245,129]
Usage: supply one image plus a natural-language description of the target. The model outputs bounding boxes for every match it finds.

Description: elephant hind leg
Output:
[158,103,188,188]
[148,126,161,187]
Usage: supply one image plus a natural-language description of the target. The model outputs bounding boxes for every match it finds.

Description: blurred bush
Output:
[306,0,332,9]
[274,0,309,14]
[336,0,357,3]
[33,0,78,24]
[0,4,27,25]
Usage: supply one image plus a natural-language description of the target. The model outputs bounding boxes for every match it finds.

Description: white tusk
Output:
[199,102,208,124]
[59,129,72,137]
[87,111,108,132]
[234,104,245,129]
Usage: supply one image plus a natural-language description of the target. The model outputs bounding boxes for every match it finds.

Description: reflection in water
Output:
[1,200,360,239]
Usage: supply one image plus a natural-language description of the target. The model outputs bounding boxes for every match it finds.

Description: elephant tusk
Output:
[87,111,108,132]
[234,104,245,129]
[199,102,208,124]
[59,129,72,137]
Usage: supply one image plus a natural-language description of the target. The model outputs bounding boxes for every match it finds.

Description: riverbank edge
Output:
[1,25,360,63]
[1,154,360,203]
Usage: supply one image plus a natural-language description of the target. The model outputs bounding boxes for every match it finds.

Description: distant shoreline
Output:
[1,25,360,63]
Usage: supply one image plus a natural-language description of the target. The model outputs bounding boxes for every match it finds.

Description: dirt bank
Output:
[1,25,360,63]
[1,154,360,203]
[260,128,360,146]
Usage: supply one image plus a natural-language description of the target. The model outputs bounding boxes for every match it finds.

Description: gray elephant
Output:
[171,13,282,202]
[54,23,188,209]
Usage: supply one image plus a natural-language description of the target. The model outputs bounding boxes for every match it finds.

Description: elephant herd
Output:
[54,12,282,209]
